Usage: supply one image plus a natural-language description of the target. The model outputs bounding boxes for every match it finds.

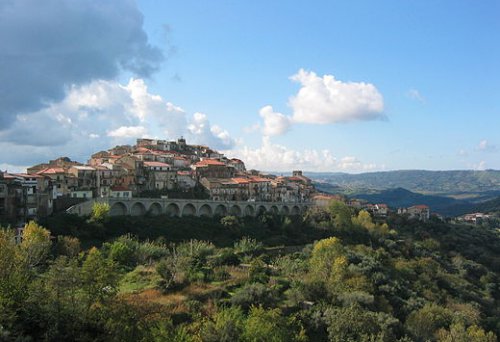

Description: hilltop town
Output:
[0,137,444,226]
[0,137,316,225]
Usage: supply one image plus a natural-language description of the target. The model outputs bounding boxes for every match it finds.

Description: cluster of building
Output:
[0,171,54,225]
[397,205,431,221]
[1,137,315,226]
[455,212,492,226]
[1,136,441,226]
[313,194,431,221]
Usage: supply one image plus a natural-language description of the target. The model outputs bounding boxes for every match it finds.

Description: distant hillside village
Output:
[2,136,477,227]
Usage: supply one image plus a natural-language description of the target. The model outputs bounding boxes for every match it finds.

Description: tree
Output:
[233,237,263,256]
[91,202,110,222]
[108,240,136,267]
[26,256,83,340]
[220,215,241,232]
[0,229,29,334]
[241,306,306,342]
[200,306,245,342]
[81,247,118,305]
[352,210,375,230]
[327,201,352,229]
[55,235,81,258]
[324,305,399,342]
[405,303,453,342]
[436,323,497,342]
[20,221,51,268]
[309,237,345,281]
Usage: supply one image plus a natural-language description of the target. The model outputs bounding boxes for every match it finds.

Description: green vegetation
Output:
[90,201,110,222]
[1,204,500,341]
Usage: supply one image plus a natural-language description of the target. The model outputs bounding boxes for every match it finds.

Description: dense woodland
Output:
[1,202,499,341]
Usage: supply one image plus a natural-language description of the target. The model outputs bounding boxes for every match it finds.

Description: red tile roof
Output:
[231,177,250,184]
[195,159,225,167]
[36,167,66,175]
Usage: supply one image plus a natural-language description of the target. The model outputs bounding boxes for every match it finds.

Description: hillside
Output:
[307,170,500,196]
[472,196,500,214]
[2,210,499,341]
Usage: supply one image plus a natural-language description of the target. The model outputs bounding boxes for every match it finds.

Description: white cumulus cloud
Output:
[187,112,236,149]
[289,69,385,124]
[108,126,147,138]
[259,105,292,136]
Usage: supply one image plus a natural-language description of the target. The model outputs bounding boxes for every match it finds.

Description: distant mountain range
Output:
[307,170,500,196]
[306,170,500,216]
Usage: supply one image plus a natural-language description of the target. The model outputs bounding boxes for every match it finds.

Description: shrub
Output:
[233,237,263,256]
[230,283,277,310]
[209,248,240,267]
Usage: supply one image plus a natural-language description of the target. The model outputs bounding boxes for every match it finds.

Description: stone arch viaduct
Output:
[67,198,311,218]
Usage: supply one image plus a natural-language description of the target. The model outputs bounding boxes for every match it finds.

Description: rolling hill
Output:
[306,169,500,196]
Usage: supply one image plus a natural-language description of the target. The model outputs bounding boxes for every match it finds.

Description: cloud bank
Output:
[0,79,235,168]
[0,0,163,127]
[225,137,380,172]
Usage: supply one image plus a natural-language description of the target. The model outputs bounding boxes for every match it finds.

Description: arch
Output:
[244,205,255,217]
[229,205,242,217]
[166,203,180,217]
[199,204,213,217]
[302,206,309,214]
[131,202,146,216]
[182,203,196,216]
[214,204,227,216]
[280,205,290,215]
[270,205,279,215]
[257,205,267,215]
[110,202,127,216]
[291,206,300,215]
[149,202,162,216]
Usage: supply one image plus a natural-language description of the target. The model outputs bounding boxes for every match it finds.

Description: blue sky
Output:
[0,1,499,172]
